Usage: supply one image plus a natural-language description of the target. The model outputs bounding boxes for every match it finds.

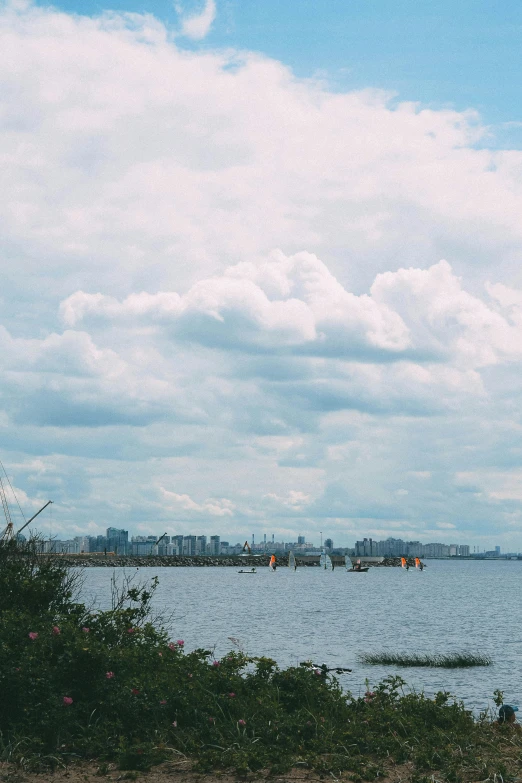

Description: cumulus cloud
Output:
[160,488,235,516]
[3,1,522,546]
[179,0,216,40]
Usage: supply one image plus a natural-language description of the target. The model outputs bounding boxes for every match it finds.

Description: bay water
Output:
[80,559,520,714]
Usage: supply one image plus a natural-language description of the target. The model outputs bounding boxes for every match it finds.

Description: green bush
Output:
[0,539,518,778]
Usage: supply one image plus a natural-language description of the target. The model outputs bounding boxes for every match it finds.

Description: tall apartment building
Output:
[209,535,220,555]
[106,527,129,555]
[196,535,207,555]
[183,535,196,555]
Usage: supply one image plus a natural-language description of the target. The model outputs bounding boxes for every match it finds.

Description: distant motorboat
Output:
[238,568,256,574]
[347,566,369,572]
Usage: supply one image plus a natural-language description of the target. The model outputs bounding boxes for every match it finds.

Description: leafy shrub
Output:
[0,539,519,779]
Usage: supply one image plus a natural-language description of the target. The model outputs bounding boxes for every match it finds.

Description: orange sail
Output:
[415,557,420,568]
[269,554,276,570]
[401,557,407,568]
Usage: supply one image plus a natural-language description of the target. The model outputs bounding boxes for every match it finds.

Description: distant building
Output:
[106,527,129,555]
[183,535,196,555]
[209,535,220,555]
[324,538,333,552]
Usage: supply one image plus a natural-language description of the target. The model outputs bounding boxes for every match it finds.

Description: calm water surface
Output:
[80,559,520,713]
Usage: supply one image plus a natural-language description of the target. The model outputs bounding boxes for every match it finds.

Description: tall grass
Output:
[359,651,492,667]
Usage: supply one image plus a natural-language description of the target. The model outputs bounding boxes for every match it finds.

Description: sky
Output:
[2,0,522,549]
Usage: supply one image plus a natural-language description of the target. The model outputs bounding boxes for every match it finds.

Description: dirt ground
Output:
[0,760,414,783]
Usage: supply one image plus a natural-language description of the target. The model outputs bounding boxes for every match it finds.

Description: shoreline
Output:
[41,554,419,568]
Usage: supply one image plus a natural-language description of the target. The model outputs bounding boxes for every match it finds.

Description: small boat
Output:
[238,568,256,574]
[347,557,369,572]
[269,555,277,571]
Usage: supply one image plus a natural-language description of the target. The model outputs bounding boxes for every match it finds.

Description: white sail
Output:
[320,550,333,570]
[288,550,296,569]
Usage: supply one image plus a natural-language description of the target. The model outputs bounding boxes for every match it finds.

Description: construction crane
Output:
[0,464,53,543]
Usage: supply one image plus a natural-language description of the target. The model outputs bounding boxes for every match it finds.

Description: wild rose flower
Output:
[63,696,73,706]
[82,627,90,633]
[131,688,140,695]
[172,721,177,728]
[314,669,321,676]
[160,700,167,705]
[238,719,246,726]
[228,692,236,698]
[176,639,184,647]
[212,660,220,667]
[187,673,193,679]
[29,632,38,640]
[127,628,135,634]
[168,642,176,651]
[52,626,60,635]
[106,672,115,679]
[208,717,215,723]
[158,652,162,657]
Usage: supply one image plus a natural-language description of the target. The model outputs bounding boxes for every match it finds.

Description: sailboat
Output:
[269,554,277,571]
[401,557,409,571]
[288,550,296,570]
[320,549,333,570]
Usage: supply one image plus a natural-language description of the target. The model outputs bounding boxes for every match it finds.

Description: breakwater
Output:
[44,554,421,568]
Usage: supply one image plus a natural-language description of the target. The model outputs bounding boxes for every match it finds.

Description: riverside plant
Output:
[0,539,520,780]
[359,651,493,668]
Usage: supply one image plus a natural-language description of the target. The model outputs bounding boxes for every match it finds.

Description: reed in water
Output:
[359,651,492,667]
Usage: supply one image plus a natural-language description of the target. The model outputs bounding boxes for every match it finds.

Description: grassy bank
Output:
[0,540,519,781]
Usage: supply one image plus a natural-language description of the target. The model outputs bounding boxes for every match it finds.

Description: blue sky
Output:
[37,0,522,134]
[2,0,522,549]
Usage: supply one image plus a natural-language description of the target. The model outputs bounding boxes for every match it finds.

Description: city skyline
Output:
[38,526,501,558]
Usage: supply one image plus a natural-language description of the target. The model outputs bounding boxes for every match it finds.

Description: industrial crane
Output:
[0,463,52,543]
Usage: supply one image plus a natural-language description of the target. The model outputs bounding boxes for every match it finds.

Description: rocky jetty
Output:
[44,554,424,568]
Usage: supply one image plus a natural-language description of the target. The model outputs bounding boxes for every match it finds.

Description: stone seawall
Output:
[44,554,422,568]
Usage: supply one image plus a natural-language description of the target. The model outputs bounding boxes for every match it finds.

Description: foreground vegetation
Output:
[360,652,493,668]
[0,540,519,781]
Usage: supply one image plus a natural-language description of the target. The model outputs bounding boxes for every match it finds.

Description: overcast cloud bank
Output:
[2,2,522,547]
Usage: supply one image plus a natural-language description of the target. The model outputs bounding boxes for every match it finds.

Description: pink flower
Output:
[187,673,193,679]
[172,721,177,728]
[168,642,176,651]
[208,717,215,723]
[314,669,321,676]
[228,692,236,698]
[176,639,184,647]
[158,652,162,657]
[212,660,220,667]
[82,627,90,633]
[131,688,140,695]
[52,626,60,635]
[127,628,135,634]
[63,696,73,706]
[106,672,115,679]
[28,632,38,640]
[160,700,167,705]
[238,719,246,726]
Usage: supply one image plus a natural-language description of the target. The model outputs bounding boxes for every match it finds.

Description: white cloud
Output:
[160,488,235,516]
[3,1,522,546]
[179,0,216,40]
